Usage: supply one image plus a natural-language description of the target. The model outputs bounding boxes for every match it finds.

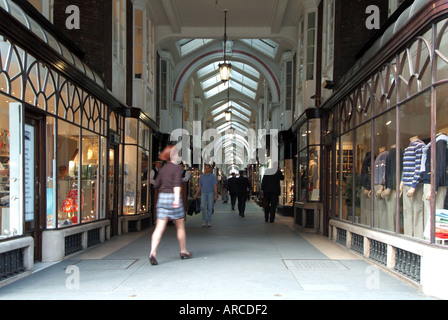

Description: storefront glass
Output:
[123,117,151,215]
[373,110,397,232]
[399,92,431,238]
[0,95,18,238]
[355,121,372,227]
[328,17,448,245]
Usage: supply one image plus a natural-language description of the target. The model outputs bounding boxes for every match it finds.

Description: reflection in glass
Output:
[355,122,371,227]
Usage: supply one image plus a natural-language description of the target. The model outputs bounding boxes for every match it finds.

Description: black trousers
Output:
[230,193,237,209]
[263,192,278,222]
[237,193,248,216]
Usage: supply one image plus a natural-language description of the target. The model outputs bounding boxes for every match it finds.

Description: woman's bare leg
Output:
[174,219,189,254]
[150,218,168,257]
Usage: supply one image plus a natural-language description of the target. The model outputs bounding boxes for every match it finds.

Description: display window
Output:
[295,112,321,203]
[0,95,18,238]
[123,117,151,216]
[327,17,448,245]
[399,92,431,238]
[339,131,353,222]
[355,121,372,227]
[373,110,397,232]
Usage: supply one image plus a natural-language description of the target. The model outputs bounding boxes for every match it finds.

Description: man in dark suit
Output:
[236,170,251,217]
[261,167,284,223]
[227,172,238,210]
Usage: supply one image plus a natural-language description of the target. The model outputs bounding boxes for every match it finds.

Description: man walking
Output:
[227,172,238,210]
[236,170,251,217]
[261,166,284,223]
[193,164,218,227]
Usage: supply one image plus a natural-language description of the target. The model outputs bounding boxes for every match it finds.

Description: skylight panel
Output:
[241,39,279,58]
[233,102,252,116]
[197,62,220,79]
[178,39,213,56]
[232,62,260,79]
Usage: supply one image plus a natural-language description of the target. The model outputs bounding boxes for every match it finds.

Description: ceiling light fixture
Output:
[219,9,231,83]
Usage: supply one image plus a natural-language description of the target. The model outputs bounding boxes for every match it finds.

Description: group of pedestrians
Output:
[148,144,284,265]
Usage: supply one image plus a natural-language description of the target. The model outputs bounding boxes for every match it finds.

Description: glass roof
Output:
[241,39,279,58]
[199,61,259,100]
[177,39,213,57]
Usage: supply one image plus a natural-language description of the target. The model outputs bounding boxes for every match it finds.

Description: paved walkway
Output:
[0,200,435,300]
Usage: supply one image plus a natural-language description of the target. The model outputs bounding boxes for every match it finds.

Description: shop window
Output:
[373,63,396,115]
[427,85,448,244]
[123,145,137,215]
[339,132,354,222]
[399,92,431,239]
[46,117,55,228]
[398,31,431,101]
[25,61,57,114]
[81,130,100,223]
[436,18,448,83]
[56,121,80,227]
[0,95,19,238]
[58,80,82,125]
[373,110,397,232]
[355,121,372,227]
[297,149,307,202]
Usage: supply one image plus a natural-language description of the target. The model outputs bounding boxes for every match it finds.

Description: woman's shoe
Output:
[180,252,193,260]
[149,255,158,265]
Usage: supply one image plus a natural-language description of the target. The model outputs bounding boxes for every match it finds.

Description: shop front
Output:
[321,0,448,299]
[119,108,156,233]
[0,0,128,283]
[292,108,323,232]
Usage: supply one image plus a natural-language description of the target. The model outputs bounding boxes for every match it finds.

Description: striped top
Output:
[402,139,426,188]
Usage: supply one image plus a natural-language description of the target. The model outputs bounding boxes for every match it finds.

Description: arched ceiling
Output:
[148,0,304,170]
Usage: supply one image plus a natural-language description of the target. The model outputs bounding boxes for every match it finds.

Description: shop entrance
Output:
[108,143,119,236]
[24,112,46,261]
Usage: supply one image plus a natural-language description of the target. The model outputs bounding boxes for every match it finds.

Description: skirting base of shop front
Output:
[0,236,33,288]
[42,220,110,262]
[118,213,151,235]
[329,219,448,300]
[294,202,324,234]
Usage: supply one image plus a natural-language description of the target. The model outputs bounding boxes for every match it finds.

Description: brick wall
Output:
[333,0,388,87]
[53,0,113,90]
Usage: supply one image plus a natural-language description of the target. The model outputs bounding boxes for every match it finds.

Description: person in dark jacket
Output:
[261,167,284,223]
[236,170,251,217]
[227,172,238,210]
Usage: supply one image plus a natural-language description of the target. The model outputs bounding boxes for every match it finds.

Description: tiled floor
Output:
[0,200,435,300]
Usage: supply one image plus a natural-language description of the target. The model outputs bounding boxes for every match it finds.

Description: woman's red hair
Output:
[159,145,176,161]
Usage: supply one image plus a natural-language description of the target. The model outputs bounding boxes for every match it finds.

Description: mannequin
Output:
[381,144,403,231]
[400,135,426,238]
[422,131,448,239]
[373,146,389,229]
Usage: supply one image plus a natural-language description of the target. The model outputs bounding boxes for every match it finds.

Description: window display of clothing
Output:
[422,133,448,239]
[382,146,403,231]
[402,136,426,238]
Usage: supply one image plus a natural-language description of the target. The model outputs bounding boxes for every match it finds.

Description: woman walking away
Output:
[149,145,192,265]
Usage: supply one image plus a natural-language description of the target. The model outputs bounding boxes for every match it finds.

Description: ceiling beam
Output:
[161,0,181,33]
